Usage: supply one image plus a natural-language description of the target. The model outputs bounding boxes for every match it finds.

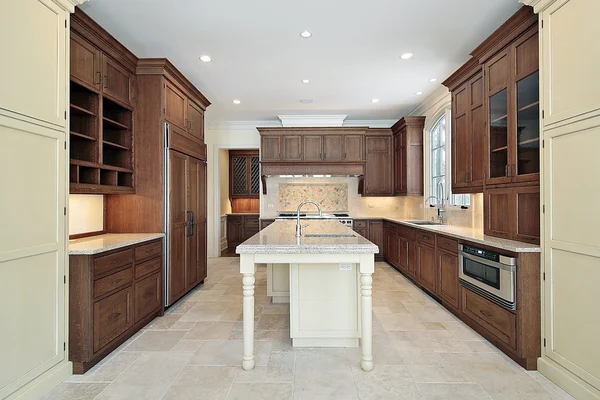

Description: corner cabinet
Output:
[69,8,137,194]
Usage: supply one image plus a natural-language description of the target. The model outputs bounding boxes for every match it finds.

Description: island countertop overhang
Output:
[236,220,379,255]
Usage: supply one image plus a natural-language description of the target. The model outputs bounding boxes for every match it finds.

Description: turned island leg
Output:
[240,254,256,370]
[360,273,374,371]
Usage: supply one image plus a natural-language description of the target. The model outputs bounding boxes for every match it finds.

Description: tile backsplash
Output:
[278,183,348,211]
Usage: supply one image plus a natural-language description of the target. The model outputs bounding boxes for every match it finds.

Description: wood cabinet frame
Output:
[229,150,260,199]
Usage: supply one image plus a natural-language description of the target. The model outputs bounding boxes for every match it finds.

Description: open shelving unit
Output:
[69,80,134,194]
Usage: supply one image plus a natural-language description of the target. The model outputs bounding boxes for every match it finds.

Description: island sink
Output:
[236,220,378,372]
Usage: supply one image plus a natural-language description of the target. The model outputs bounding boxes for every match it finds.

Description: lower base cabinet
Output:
[415,241,436,294]
[353,219,385,261]
[227,214,259,249]
[70,239,164,373]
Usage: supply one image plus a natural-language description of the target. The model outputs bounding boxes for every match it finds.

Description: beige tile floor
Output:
[44,258,574,400]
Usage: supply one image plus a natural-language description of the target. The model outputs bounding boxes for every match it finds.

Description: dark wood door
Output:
[187,101,204,142]
[470,73,485,189]
[384,225,398,267]
[102,54,133,107]
[134,272,161,322]
[437,249,459,309]
[164,81,187,131]
[514,185,540,244]
[399,236,410,273]
[416,242,436,293]
[70,31,101,90]
[394,133,406,195]
[187,156,203,288]
[227,216,244,247]
[168,150,188,304]
[343,135,364,161]
[368,220,384,257]
[365,136,393,196]
[323,135,343,161]
[484,187,513,240]
[303,135,323,161]
[282,136,303,161]
[261,136,281,161]
[452,84,471,191]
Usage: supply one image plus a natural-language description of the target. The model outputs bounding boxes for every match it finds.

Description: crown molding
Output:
[519,0,550,13]
[278,114,347,127]
[207,118,397,130]
[343,119,396,128]
[55,0,86,13]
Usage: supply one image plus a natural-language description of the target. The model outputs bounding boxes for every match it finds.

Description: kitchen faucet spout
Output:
[296,200,322,237]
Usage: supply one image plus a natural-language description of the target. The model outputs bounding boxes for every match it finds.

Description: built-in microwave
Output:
[458,244,517,310]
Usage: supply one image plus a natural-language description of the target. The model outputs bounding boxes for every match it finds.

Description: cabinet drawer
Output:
[94,248,133,276]
[135,257,162,279]
[244,216,259,228]
[416,231,435,245]
[397,225,416,240]
[94,268,133,299]
[461,287,517,350]
[227,215,243,224]
[135,241,162,262]
[384,222,398,232]
[437,236,458,254]
[134,272,161,322]
[93,287,133,353]
[353,220,368,229]
[354,228,367,237]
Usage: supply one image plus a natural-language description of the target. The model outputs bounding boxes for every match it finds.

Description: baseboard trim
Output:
[8,361,72,400]
[538,357,600,400]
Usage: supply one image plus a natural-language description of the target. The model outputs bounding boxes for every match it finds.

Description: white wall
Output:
[219,149,232,215]
[69,194,104,235]
[205,123,261,257]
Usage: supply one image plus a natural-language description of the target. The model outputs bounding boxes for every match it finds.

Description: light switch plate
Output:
[339,263,353,271]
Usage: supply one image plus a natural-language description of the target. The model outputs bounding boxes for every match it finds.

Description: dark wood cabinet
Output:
[391,117,425,196]
[323,135,343,161]
[364,136,393,196]
[437,247,459,310]
[70,239,164,373]
[164,80,207,147]
[260,219,275,230]
[69,9,136,195]
[343,135,364,161]
[261,136,281,161]
[164,81,187,131]
[303,135,323,161]
[282,136,303,161]
[230,150,260,198]
[368,220,384,261]
[485,186,540,244]
[187,100,204,141]
[227,214,259,249]
[416,241,436,294]
[384,223,398,267]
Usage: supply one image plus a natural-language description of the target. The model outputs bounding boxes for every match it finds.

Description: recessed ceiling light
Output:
[429,78,438,83]
[300,30,312,38]
[299,98,313,103]
[400,52,414,60]
[371,98,380,103]
[416,91,423,95]
[302,79,310,84]
[233,99,241,104]
[199,55,212,62]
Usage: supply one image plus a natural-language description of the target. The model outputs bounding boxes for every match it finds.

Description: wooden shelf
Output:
[490,114,508,124]
[518,101,539,112]
[100,164,134,173]
[102,116,129,130]
[70,131,96,141]
[519,137,539,146]
[103,140,130,150]
[70,103,96,117]
[491,146,508,153]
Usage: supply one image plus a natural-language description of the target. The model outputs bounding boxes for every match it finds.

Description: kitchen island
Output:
[236,220,378,371]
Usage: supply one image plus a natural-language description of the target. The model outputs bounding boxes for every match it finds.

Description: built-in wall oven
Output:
[458,244,517,310]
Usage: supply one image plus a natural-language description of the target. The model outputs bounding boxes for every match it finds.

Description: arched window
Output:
[429,113,470,206]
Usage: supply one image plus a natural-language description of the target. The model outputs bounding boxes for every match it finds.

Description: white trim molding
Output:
[519,0,553,13]
[278,114,347,127]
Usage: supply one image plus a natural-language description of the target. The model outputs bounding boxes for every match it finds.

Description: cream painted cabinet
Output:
[522,0,600,398]
[0,0,84,399]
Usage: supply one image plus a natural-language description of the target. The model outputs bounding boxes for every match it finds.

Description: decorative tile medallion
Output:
[278,183,348,211]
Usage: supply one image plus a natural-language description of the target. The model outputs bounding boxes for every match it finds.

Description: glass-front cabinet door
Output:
[515,71,539,179]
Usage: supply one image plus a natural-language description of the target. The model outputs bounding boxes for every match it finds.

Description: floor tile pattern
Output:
[45,258,573,400]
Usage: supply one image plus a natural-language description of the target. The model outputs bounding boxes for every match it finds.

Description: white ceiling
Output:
[80,0,522,123]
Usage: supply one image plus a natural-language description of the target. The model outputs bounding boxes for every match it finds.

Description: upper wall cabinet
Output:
[391,117,425,196]
[163,80,207,145]
[69,8,138,194]
[364,134,393,196]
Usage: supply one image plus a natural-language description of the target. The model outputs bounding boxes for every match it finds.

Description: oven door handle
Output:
[458,251,516,272]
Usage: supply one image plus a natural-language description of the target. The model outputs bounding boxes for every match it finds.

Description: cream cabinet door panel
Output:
[0,116,66,399]
[542,0,600,127]
[0,0,67,127]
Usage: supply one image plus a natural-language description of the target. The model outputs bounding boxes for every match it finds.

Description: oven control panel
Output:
[461,245,500,262]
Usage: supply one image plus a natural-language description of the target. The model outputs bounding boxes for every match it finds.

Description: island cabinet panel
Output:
[69,239,164,373]
[323,135,343,161]
[343,135,364,161]
[437,249,459,310]
[364,136,393,196]
[303,135,323,161]
[261,136,281,161]
[416,241,436,294]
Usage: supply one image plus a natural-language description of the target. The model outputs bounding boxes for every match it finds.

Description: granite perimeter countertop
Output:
[356,216,540,253]
[236,220,378,255]
[69,233,165,255]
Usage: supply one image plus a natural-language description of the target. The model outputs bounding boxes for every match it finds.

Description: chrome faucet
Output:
[295,200,322,237]
[424,181,446,224]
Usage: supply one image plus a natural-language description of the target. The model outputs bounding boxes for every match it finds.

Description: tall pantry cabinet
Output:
[522,0,600,399]
[0,1,84,399]
[105,59,210,307]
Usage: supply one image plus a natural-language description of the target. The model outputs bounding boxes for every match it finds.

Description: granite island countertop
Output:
[355,216,540,253]
[69,233,165,255]
[236,220,378,254]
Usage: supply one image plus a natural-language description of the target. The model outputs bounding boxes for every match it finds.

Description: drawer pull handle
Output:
[479,310,492,318]
[143,293,153,299]
[108,312,121,321]
[418,235,428,240]
[111,259,120,264]
[145,249,153,253]
[110,278,123,285]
